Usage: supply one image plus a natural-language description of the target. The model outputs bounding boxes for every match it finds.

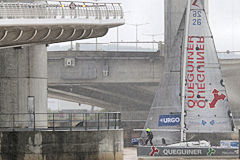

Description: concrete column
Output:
[164,0,208,55]
[0,45,47,128]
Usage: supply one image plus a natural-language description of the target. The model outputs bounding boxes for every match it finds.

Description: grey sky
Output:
[78,0,240,52]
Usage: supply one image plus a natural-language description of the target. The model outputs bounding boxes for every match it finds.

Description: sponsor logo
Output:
[201,120,207,125]
[159,118,180,123]
[209,89,226,108]
[207,148,216,156]
[192,0,199,7]
[158,114,181,126]
[230,142,239,148]
[162,149,202,156]
[139,147,239,157]
[210,120,215,125]
[150,146,159,156]
[191,120,227,126]
[186,36,206,108]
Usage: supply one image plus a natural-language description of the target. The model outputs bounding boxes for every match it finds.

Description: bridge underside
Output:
[48,82,158,112]
[0,21,122,47]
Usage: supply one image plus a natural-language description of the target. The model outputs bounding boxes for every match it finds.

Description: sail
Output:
[142,10,187,145]
[184,0,233,133]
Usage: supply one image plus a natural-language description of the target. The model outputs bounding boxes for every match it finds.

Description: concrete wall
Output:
[0,130,123,160]
[48,51,163,84]
[0,45,47,128]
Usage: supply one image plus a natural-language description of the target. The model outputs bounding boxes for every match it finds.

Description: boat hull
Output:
[137,146,238,158]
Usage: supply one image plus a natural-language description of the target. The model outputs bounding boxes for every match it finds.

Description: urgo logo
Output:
[159,117,180,123]
[158,114,181,126]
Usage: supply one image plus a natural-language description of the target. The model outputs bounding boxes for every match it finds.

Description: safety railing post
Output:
[114,113,116,129]
[107,113,109,129]
[61,2,64,18]
[97,113,100,130]
[112,3,116,19]
[96,4,101,20]
[85,113,88,131]
[119,4,123,19]
[94,3,98,19]
[53,113,55,131]
[118,113,121,128]
[70,113,72,131]
[12,114,15,131]
[33,112,36,131]
[84,3,88,19]
[105,4,109,19]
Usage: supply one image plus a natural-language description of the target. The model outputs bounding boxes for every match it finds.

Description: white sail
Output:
[142,0,234,146]
[142,10,187,145]
[184,0,234,133]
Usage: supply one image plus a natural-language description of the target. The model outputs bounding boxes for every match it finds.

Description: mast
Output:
[180,0,191,142]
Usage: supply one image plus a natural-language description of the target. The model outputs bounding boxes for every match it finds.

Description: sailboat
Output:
[137,0,237,157]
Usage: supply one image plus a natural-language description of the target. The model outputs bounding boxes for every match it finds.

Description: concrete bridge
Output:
[0,0,124,47]
[0,1,126,157]
[48,51,163,112]
[0,0,124,128]
[47,50,240,123]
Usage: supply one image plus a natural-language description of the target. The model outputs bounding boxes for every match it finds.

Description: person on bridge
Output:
[145,128,153,146]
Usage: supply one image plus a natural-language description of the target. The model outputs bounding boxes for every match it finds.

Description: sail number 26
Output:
[193,11,202,25]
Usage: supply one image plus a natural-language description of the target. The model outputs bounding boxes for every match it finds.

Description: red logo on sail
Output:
[150,146,159,156]
[209,89,226,108]
[192,0,199,7]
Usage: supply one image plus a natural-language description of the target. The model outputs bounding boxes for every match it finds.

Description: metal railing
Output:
[66,41,164,52]
[0,1,123,20]
[0,112,121,131]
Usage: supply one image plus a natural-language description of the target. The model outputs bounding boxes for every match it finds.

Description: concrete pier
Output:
[0,45,47,128]
[0,130,123,160]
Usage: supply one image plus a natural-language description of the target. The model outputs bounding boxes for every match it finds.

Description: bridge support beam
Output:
[0,45,47,128]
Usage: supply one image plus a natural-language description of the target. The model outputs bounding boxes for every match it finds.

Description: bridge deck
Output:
[0,0,124,47]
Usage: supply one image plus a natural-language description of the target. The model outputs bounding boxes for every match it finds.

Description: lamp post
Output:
[116,11,131,52]
[128,23,149,51]
[70,41,73,50]
[143,33,164,51]
[117,27,119,51]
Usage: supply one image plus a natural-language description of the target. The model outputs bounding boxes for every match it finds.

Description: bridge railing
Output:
[0,1,123,20]
[0,112,121,131]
